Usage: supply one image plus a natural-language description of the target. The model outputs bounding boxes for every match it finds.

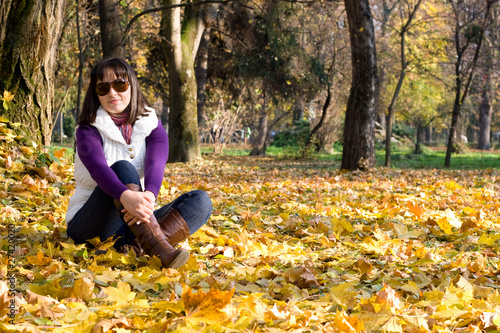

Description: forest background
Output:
[1,0,500,332]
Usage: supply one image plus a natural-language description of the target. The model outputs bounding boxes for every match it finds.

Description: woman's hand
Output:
[119,190,156,225]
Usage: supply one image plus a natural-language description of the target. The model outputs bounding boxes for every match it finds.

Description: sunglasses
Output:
[95,79,129,96]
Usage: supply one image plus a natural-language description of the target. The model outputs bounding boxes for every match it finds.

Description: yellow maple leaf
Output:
[71,277,95,301]
[436,209,462,234]
[478,233,500,246]
[400,281,420,297]
[102,281,136,306]
[331,216,354,235]
[380,315,403,332]
[27,249,52,266]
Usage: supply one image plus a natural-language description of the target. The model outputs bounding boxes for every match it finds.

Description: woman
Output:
[66,58,212,269]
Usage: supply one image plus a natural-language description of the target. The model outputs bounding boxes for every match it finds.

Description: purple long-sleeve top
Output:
[75,120,169,200]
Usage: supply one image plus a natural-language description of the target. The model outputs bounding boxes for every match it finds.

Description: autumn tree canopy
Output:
[0,0,499,163]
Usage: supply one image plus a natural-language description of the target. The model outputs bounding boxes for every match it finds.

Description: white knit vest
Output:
[66,106,158,223]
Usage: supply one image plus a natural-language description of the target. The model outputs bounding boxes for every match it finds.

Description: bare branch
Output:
[120,0,230,45]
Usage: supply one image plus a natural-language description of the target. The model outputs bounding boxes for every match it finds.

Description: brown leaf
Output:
[285,266,318,288]
[26,290,58,305]
[355,258,373,274]
[92,317,133,333]
[28,165,59,182]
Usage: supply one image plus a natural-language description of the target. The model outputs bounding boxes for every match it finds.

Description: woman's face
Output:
[96,72,131,114]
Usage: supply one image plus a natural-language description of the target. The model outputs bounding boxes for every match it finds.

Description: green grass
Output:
[203,144,500,170]
[381,149,500,170]
[58,142,500,170]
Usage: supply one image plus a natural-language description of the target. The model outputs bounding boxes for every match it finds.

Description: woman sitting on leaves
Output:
[66,57,212,269]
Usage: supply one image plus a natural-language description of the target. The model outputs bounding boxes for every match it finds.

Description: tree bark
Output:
[250,109,268,156]
[99,0,124,58]
[477,6,496,151]
[308,86,331,151]
[161,0,217,162]
[414,123,424,154]
[196,28,210,128]
[0,0,66,146]
[341,0,379,171]
[75,0,84,123]
[375,0,398,130]
[293,95,305,123]
[477,88,492,150]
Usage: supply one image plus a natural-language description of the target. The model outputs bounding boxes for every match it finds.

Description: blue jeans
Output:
[67,161,212,249]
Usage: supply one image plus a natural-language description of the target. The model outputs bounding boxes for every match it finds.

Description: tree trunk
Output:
[293,95,305,123]
[99,0,124,58]
[161,0,200,162]
[341,0,379,171]
[308,86,331,151]
[250,109,268,156]
[0,0,66,146]
[445,85,462,165]
[375,0,397,131]
[196,28,210,128]
[425,125,432,143]
[444,0,491,168]
[161,0,217,162]
[384,0,422,167]
[75,0,84,123]
[384,67,405,167]
[477,6,496,151]
[414,123,424,154]
[477,88,492,150]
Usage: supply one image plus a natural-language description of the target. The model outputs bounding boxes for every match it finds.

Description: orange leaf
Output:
[332,310,365,332]
[182,285,234,320]
[407,200,425,219]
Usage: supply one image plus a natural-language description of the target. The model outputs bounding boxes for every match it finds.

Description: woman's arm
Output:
[144,120,169,198]
[76,123,129,199]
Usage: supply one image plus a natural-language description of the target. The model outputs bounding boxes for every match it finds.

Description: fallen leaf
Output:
[182,285,234,320]
[92,317,133,333]
[101,281,136,306]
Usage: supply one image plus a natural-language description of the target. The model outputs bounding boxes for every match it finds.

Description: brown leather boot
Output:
[127,214,190,269]
[158,208,190,247]
[115,184,189,269]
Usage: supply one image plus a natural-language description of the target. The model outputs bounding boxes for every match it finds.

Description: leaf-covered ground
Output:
[2,122,500,332]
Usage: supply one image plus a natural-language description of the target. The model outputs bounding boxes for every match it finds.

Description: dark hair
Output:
[79,58,150,125]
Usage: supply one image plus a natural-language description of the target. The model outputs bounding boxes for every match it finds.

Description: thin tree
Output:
[477,5,498,150]
[76,0,84,123]
[384,0,423,167]
[444,0,492,168]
